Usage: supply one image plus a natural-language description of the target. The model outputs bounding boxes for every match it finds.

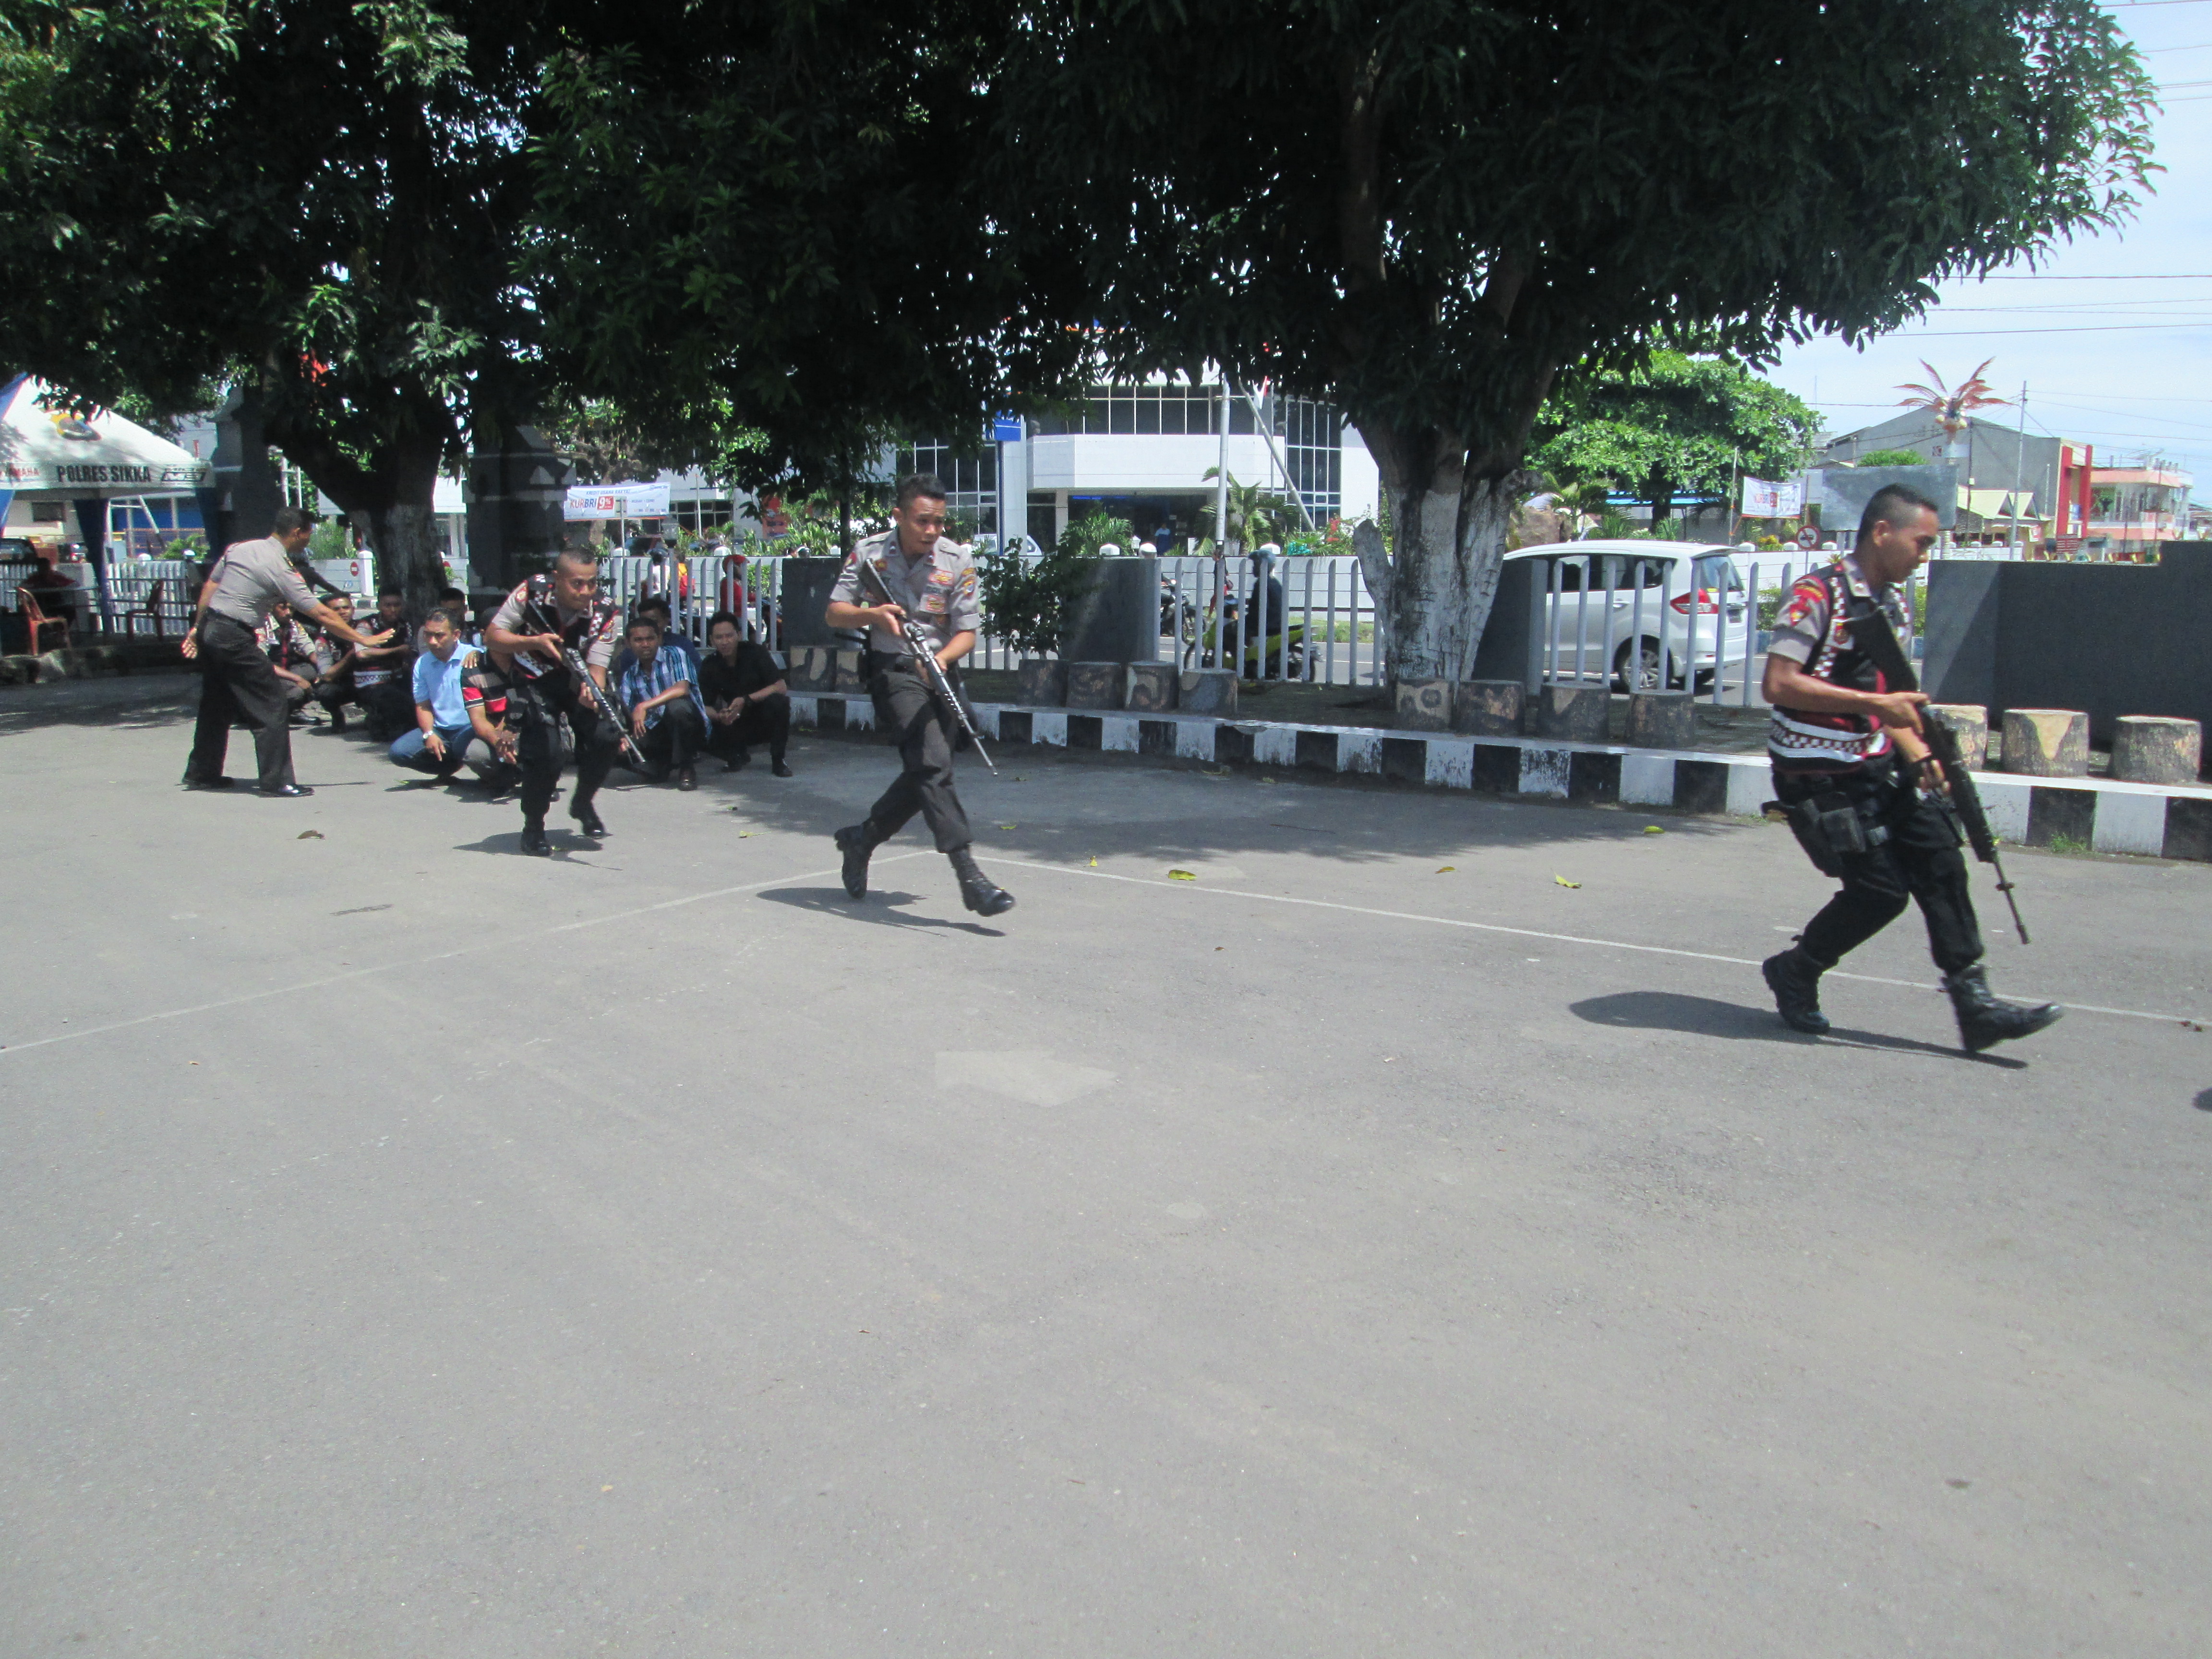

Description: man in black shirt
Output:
[697,609,793,775]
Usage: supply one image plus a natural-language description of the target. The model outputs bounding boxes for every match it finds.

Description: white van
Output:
[1504,540,1752,691]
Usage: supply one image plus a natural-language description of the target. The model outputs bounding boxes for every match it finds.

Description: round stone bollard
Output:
[1178,668,1238,716]
[1534,683,1609,743]
[1394,677,1454,732]
[1926,704,1989,771]
[1625,690,1696,749]
[1017,657,1068,707]
[1453,679,1525,738]
[1064,661,1126,710]
[2111,715,2203,785]
[1124,661,1178,712]
[2000,708,2091,777]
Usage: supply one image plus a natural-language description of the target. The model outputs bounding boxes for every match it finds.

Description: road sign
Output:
[991,414,1022,444]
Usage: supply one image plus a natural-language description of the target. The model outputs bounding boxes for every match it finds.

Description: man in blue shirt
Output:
[390,610,482,779]
[615,615,707,789]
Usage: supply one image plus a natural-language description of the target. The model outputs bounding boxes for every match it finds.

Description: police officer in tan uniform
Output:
[825,474,1013,917]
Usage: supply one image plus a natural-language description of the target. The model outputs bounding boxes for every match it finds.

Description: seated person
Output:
[388,610,482,779]
[22,552,80,627]
[308,592,365,730]
[459,649,522,795]
[697,609,793,777]
[437,584,479,645]
[351,584,417,739]
[257,601,324,723]
[614,616,706,789]
[1244,547,1287,637]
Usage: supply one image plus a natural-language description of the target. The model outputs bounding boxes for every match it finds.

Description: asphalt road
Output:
[4,674,2209,1657]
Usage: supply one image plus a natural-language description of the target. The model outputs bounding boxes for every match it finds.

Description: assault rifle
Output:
[1851,602,2030,945]
[851,554,998,775]
[518,595,649,770]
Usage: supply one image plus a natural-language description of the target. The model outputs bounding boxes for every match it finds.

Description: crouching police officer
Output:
[483,549,625,856]
[825,473,1013,917]
[1761,483,2059,1053]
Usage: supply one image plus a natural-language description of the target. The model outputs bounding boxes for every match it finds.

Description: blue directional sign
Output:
[991,414,1023,444]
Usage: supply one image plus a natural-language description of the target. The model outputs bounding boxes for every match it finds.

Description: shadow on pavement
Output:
[757,885,1004,938]
[2194,1087,2212,1113]
[1569,989,2026,1069]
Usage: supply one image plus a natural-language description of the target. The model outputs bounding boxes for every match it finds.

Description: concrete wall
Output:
[1924,543,2212,744]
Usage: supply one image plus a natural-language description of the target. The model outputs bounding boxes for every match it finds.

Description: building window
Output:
[897,439,999,537]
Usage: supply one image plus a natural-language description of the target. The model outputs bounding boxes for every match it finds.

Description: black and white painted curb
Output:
[788,694,2212,863]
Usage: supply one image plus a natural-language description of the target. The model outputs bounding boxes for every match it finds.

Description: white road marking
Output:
[0,853,929,1057]
[980,857,2202,1027]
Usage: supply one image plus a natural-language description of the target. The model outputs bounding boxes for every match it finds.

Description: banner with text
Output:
[564,481,671,521]
[1740,476,1806,519]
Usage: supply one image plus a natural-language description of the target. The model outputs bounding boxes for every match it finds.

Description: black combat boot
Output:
[1944,962,2062,1054]
[1761,943,1832,1035]
[520,818,551,856]
[570,798,609,838]
[834,820,883,899]
[949,846,1015,917]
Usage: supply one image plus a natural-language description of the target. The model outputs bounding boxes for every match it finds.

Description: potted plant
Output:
[980,512,1129,705]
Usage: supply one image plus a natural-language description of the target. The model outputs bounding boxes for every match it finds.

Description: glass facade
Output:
[1028,383,1343,522]
[896,439,999,538]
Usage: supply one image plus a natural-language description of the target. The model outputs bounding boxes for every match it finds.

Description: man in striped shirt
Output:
[614,616,707,790]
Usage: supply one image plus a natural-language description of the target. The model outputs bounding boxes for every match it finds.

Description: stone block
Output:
[1017,658,1067,707]
[2111,715,2202,785]
[1125,661,1178,712]
[1178,669,1238,716]
[1533,683,1608,743]
[1394,677,1453,732]
[2001,708,2090,777]
[832,648,866,692]
[1064,661,1125,710]
[1927,704,1988,771]
[786,646,840,692]
[1453,679,1525,737]
[1625,690,1695,749]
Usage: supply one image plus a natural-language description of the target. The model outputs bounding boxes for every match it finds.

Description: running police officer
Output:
[825,474,1014,917]
[181,506,390,795]
[1760,482,2059,1053]
[483,549,624,856]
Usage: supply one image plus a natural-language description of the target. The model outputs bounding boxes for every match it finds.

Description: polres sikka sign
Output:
[0,374,212,494]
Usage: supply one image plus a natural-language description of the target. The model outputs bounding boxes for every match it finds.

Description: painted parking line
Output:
[980,856,2202,1027]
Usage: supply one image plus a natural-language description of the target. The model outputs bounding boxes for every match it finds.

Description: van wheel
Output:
[1613,638,1666,692]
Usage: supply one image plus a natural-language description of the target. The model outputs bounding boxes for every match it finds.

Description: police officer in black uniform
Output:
[825,474,1013,917]
[1760,483,2059,1053]
[483,549,625,856]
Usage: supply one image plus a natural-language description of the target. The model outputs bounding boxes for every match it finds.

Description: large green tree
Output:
[989,0,2153,684]
[0,0,551,610]
[1533,353,1818,526]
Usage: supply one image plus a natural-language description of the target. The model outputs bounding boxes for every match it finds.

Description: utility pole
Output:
[2012,383,2029,557]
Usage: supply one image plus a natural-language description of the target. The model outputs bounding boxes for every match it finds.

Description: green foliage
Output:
[978,512,1120,656]
[1200,470,1295,551]
[307,519,352,561]
[1853,448,1931,468]
[1534,354,1818,523]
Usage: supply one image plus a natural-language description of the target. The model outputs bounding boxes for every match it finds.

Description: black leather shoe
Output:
[182,774,235,790]
[834,822,877,900]
[520,823,551,856]
[1945,962,2062,1053]
[259,783,314,798]
[949,846,1015,917]
[676,767,697,791]
[771,760,794,778]
[726,749,752,772]
[570,801,609,837]
[1761,945,1830,1034]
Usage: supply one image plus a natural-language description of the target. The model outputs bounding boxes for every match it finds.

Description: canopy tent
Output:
[0,374,214,624]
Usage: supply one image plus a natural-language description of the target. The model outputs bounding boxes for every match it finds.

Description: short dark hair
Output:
[418,611,453,635]
[378,582,403,600]
[271,505,314,537]
[438,585,466,603]
[896,473,948,509]
[554,548,600,571]
[1857,483,1942,546]
[705,609,744,635]
[627,613,662,633]
[638,596,672,616]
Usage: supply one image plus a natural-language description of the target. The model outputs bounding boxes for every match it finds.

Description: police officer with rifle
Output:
[1760,483,2059,1053]
[483,549,628,856]
[825,474,1014,917]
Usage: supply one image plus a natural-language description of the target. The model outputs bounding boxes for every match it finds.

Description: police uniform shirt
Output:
[204,537,320,630]
[488,577,623,675]
[830,531,981,658]
[1765,554,1911,775]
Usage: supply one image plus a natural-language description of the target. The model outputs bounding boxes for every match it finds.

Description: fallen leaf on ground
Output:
[737,831,752,838]
[297,830,323,840]
[1258,776,1277,785]
[998,822,1018,830]
[1643,825,1665,835]
[1554,875,1581,889]
[1168,869,1198,881]
[1436,866,1455,874]
[1087,857,1098,867]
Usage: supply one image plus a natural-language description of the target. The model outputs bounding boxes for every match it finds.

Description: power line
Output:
[1897,320,2212,335]
[1968,272,2212,279]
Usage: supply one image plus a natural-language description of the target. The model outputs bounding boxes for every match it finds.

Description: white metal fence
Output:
[1,557,200,642]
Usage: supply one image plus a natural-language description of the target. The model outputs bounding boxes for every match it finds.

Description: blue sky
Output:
[1764,1,2212,485]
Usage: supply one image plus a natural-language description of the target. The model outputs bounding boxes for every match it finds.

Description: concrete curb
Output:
[788,695,2212,863]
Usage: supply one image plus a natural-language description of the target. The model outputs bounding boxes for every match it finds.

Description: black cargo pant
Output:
[1774,759,1984,974]
[514,669,617,825]
[633,698,706,775]
[185,615,296,791]
[862,652,971,853]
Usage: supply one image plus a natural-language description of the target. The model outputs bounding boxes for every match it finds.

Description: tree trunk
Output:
[1354,425,1526,687]
[360,500,450,617]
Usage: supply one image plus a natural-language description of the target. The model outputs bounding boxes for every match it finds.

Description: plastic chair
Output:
[17,586,70,653]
